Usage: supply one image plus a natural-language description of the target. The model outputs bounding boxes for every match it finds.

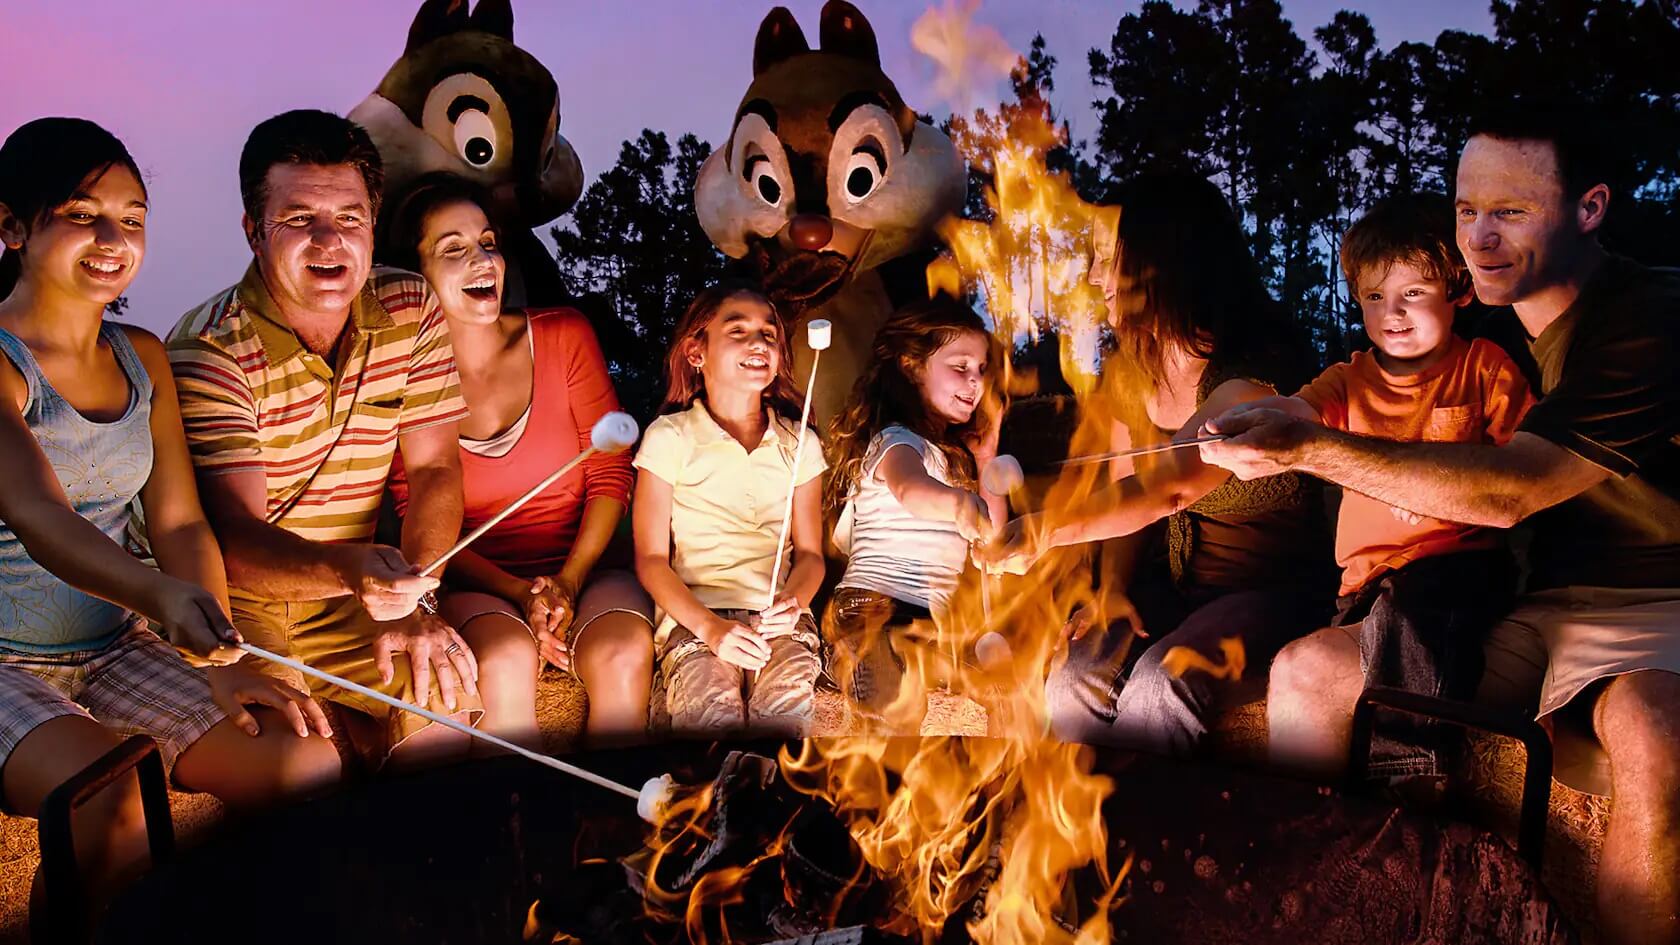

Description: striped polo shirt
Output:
[167,263,467,543]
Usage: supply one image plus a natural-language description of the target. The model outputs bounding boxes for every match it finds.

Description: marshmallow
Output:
[980,454,1024,496]
[806,319,833,351]
[637,773,675,824]
[975,631,1013,670]
[590,411,640,453]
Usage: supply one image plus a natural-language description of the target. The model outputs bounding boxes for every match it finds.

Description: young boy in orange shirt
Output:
[1269,194,1535,783]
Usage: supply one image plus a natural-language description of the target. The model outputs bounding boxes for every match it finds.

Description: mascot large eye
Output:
[745,155,784,208]
[843,143,886,202]
[451,103,498,167]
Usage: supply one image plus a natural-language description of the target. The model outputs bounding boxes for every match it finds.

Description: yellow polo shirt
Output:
[633,401,825,645]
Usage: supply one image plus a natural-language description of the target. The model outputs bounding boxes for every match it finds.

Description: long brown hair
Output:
[1102,172,1287,395]
[659,280,803,425]
[825,296,1003,510]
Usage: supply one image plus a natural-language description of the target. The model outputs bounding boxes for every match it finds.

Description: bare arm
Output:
[782,479,825,609]
[198,470,362,600]
[442,548,531,603]
[0,356,235,657]
[395,419,465,572]
[632,472,726,636]
[556,497,625,593]
[0,364,177,620]
[128,328,230,614]
[1201,405,1610,528]
[877,444,989,533]
[1044,379,1276,547]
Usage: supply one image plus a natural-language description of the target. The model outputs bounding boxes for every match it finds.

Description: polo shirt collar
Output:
[682,400,797,452]
[235,262,396,368]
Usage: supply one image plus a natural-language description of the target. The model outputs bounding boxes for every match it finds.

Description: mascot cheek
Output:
[837,119,966,272]
[543,130,585,215]
[696,114,793,259]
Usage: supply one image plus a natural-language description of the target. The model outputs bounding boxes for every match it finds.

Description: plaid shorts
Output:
[0,620,227,793]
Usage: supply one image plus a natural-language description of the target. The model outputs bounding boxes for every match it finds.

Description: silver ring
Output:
[446,643,463,656]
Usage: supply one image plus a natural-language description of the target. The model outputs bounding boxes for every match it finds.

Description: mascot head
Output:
[696,1,965,312]
[350,0,583,232]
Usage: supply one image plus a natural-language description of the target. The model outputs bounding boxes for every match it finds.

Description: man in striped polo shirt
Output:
[169,110,482,766]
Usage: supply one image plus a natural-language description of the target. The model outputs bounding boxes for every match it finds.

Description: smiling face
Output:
[1354,258,1464,374]
[688,292,783,398]
[1,163,147,309]
[244,163,375,320]
[417,198,504,325]
[916,329,989,426]
[1454,135,1592,307]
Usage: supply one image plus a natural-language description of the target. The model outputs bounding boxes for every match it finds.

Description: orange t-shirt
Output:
[1296,336,1535,595]
[388,308,633,579]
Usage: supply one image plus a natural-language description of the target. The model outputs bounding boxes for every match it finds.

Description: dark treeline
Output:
[552,0,1680,417]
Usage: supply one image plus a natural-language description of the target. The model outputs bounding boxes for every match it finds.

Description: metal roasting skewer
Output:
[236,641,642,801]
[419,412,640,578]
[1053,434,1229,466]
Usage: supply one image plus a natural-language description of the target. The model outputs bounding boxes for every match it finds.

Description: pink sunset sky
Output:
[0,0,1492,335]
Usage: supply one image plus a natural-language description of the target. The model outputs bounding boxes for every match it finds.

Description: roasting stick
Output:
[236,642,678,820]
[763,319,831,614]
[975,455,1024,671]
[419,412,640,578]
[1053,434,1227,467]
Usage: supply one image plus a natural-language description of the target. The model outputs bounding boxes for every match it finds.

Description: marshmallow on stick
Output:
[975,454,1024,629]
[980,453,1025,498]
[422,412,639,577]
[237,641,683,821]
[764,320,831,610]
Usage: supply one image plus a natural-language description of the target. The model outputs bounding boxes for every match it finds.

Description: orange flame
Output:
[1161,637,1247,683]
[915,1,1110,398]
[639,6,1151,943]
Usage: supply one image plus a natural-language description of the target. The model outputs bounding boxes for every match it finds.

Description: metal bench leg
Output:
[36,735,176,945]
[1348,686,1552,869]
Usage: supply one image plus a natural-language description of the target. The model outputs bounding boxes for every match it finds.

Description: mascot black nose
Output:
[788,214,834,251]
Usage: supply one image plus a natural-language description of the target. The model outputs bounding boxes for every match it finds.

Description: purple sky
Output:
[0,0,1492,335]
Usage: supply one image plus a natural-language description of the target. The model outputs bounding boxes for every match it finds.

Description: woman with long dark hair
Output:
[983,172,1335,756]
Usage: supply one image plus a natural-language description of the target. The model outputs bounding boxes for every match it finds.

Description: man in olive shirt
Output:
[1200,107,1680,945]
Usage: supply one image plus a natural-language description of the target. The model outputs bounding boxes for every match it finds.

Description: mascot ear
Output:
[406,0,470,54]
[819,1,880,66]
[753,7,811,77]
[467,0,514,40]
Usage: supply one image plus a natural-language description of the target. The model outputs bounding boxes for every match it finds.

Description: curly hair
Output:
[659,280,804,426]
[825,296,1002,511]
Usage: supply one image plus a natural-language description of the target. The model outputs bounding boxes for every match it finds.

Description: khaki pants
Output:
[231,592,483,760]
[658,609,820,737]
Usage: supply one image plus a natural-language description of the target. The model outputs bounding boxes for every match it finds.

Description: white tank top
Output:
[836,425,972,613]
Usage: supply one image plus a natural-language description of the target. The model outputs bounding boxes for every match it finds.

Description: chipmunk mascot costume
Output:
[696,1,967,422]
[350,0,583,306]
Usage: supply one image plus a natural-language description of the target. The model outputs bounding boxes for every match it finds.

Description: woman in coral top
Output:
[382,176,653,746]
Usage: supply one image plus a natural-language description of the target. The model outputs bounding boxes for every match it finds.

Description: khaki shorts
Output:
[1478,585,1680,795]
[231,592,482,761]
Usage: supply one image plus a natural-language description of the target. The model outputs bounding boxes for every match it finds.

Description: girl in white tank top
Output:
[823,299,1006,720]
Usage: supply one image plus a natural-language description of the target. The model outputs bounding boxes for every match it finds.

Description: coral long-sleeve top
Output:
[389,308,633,579]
